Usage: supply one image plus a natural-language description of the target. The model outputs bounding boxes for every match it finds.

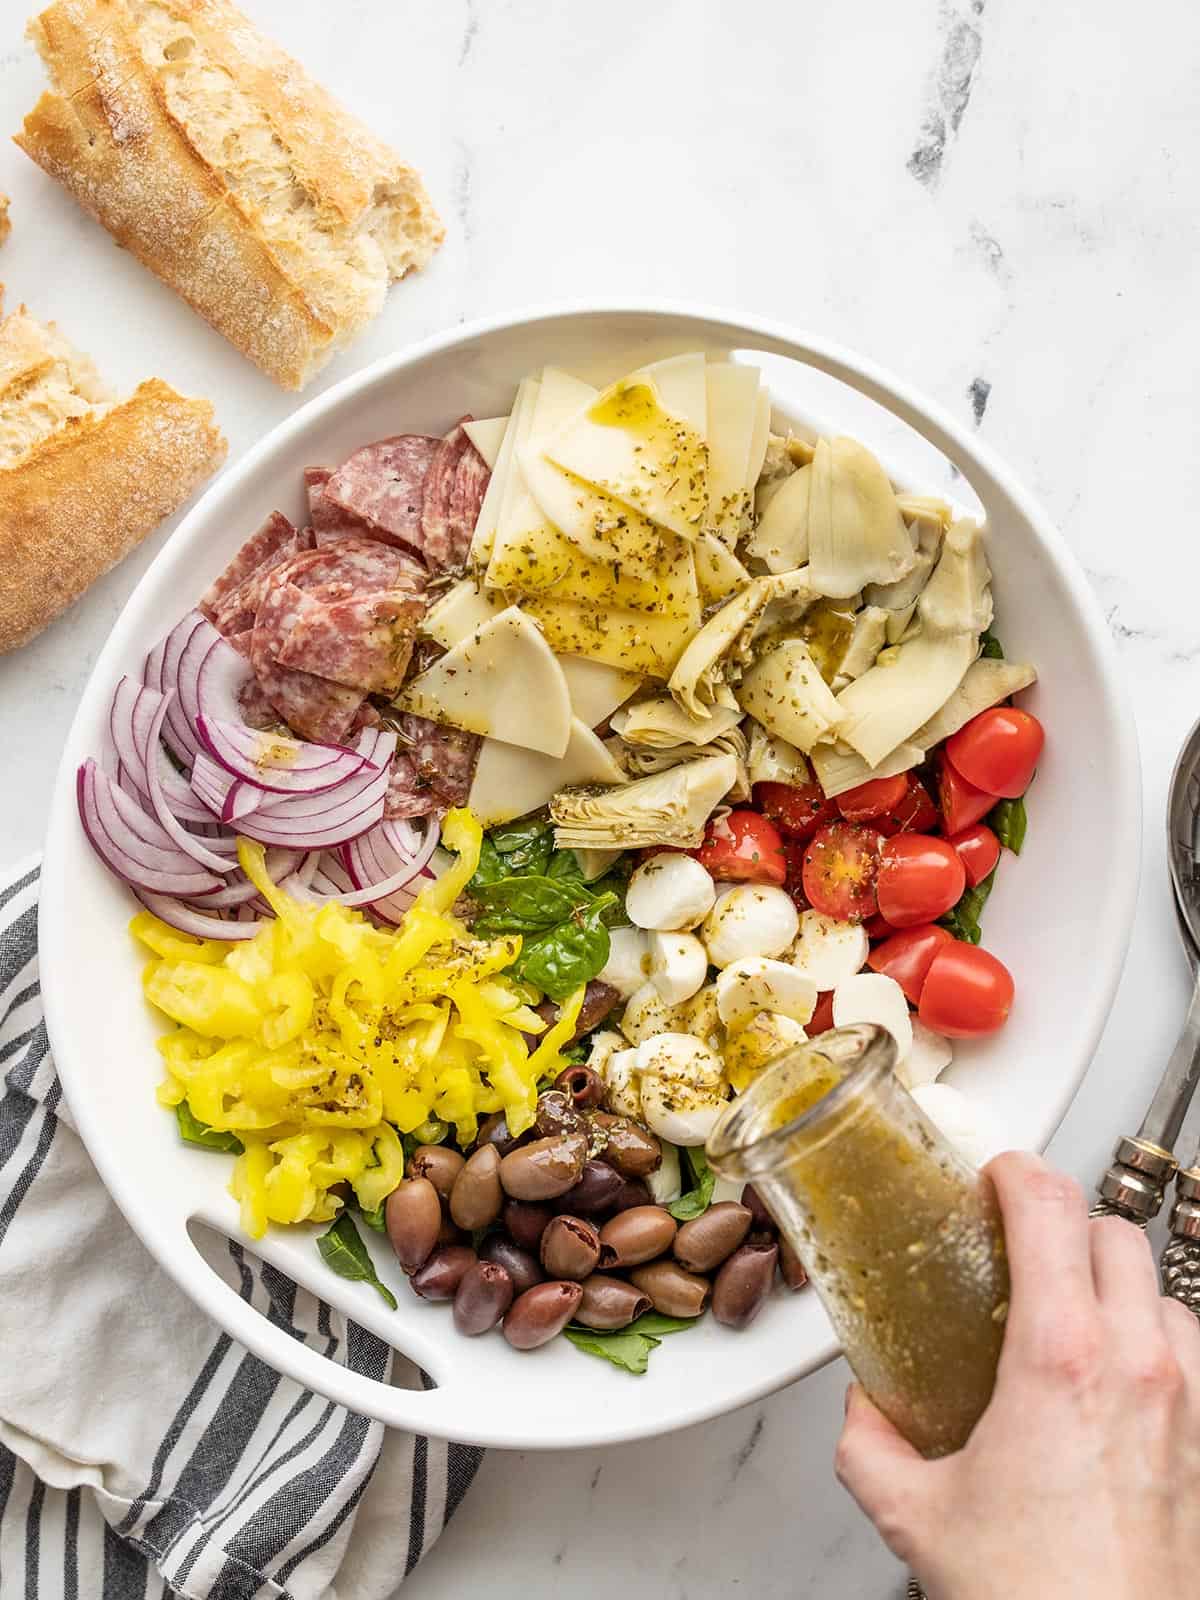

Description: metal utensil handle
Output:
[1161,1170,1200,1317]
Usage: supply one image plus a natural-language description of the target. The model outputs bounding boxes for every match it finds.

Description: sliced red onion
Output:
[132,888,264,941]
[190,751,261,825]
[196,714,372,795]
[184,624,253,733]
[141,691,237,875]
[109,677,211,825]
[78,761,225,898]
[318,817,440,917]
[151,613,207,765]
[233,734,398,850]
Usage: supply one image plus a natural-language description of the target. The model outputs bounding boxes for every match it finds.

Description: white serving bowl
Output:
[40,305,1140,1449]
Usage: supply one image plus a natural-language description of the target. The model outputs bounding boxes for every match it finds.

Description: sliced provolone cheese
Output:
[470,382,530,562]
[520,594,694,678]
[421,580,506,649]
[463,416,509,470]
[634,352,709,436]
[558,655,639,729]
[693,532,750,606]
[746,385,771,493]
[704,363,761,544]
[468,717,627,826]
[397,606,571,757]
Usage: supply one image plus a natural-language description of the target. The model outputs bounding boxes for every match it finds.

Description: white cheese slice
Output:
[469,382,531,562]
[634,352,709,436]
[421,580,506,649]
[519,594,695,678]
[468,717,627,825]
[704,363,761,544]
[693,533,750,606]
[746,385,771,494]
[558,656,639,729]
[397,606,571,757]
[462,416,509,470]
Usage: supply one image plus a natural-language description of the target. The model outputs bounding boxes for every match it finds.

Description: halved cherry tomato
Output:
[835,774,909,823]
[807,992,836,1035]
[947,707,1044,800]
[876,834,966,928]
[919,943,1014,1037]
[801,822,883,922]
[693,809,787,886]
[754,780,840,842]
[949,823,1001,889]
[867,923,953,1005]
[937,755,996,836]
[875,773,941,837]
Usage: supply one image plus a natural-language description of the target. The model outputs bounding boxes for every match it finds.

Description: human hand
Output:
[834,1150,1200,1598]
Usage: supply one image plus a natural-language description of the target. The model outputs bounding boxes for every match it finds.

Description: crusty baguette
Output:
[16,0,444,390]
[0,194,10,248]
[0,302,225,652]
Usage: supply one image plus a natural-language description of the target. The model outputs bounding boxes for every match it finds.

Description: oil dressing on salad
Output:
[78,351,1044,1370]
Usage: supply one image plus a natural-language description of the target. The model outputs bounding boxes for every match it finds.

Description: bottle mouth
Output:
[706,1023,897,1182]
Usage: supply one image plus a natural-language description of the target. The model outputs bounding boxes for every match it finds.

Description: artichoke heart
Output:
[912,659,1037,750]
[745,719,811,787]
[736,638,844,753]
[834,631,977,769]
[810,738,924,800]
[611,695,743,750]
[694,532,751,606]
[917,517,993,638]
[746,461,811,573]
[551,753,739,850]
[668,577,776,718]
[864,515,943,612]
[808,437,918,600]
[831,606,889,692]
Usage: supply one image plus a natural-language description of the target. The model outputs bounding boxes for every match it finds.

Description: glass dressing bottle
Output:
[707,1024,1009,1458]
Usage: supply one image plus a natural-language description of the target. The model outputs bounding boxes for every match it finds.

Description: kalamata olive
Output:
[502,1280,584,1350]
[598,1205,677,1268]
[540,1215,601,1280]
[556,1159,625,1217]
[555,1063,605,1111]
[453,1261,514,1336]
[476,1111,521,1155]
[449,1144,503,1230]
[436,1213,466,1250]
[575,1275,652,1330]
[535,1090,584,1140]
[591,1113,662,1177]
[481,1235,544,1296]
[742,1184,776,1233]
[673,1202,753,1273]
[712,1239,779,1329]
[408,1144,465,1200]
[608,1177,652,1215]
[410,1245,476,1301]
[385,1177,442,1273]
[503,1198,552,1251]
[779,1238,809,1291]
[499,1132,588,1201]
[533,979,619,1043]
[631,1260,711,1319]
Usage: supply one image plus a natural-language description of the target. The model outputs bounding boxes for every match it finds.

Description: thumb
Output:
[835,1384,931,1553]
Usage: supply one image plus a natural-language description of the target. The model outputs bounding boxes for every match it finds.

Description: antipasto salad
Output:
[78,351,1044,1371]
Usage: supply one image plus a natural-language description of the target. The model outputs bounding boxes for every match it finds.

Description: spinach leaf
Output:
[668,1147,716,1221]
[471,875,592,935]
[489,817,555,871]
[939,868,996,945]
[979,629,1005,660]
[358,1201,387,1233]
[317,1213,398,1309]
[630,1311,699,1338]
[589,860,633,927]
[547,848,586,885]
[508,894,615,1002]
[469,836,509,891]
[563,1309,699,1375]
[176,1101,244,1154]
[990,795,1028,855]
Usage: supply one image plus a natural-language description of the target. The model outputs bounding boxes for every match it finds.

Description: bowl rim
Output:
[39,299,1142,1447]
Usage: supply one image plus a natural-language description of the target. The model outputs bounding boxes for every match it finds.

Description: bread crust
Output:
[0,376,226,652]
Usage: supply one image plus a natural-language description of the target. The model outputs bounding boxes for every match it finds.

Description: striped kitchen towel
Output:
[0,860,482,1598]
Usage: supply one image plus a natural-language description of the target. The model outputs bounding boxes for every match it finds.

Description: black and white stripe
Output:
[0,859,482,1598]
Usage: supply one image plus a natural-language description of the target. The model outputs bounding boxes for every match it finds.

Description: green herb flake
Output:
[668,1147,717,1221]
[176,1101,244,1154]
[317,1212,398,1309]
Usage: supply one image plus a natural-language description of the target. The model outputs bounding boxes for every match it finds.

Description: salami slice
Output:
[420,423,472,570]
[284,538,426,603]
[447,442,490,570]
[383,752,438,819]
[210,528,316,637]
[250,572,364,744]
[400,712,480,810]
[305,466,375,542]
[200,511,296,620]
[274,589,424,695]
[239,674,284,730]
[325,435,441,556]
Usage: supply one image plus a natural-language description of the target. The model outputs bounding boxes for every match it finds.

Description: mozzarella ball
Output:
[724,1009,809,1092]
[626,853,716,931]
[909,1084,994,1168]
[634,1032,724,1087]
[896,1019,954,1090]
[709,1176,746,1204]
[647,930,708,1006]
[832,972,913,1059]
[619,980,675,1044]
[601,1044,644,1120]
[788,910,869,991]
[645,1140,683,1205]
[716,956,817,1032]
[701,884,799,967]
[599,925,651,999]
[640,1074,727,1147]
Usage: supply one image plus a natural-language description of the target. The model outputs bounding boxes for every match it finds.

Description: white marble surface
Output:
[2,0,1198,1592]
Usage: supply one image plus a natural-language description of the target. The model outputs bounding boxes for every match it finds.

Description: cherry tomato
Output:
[947,707,1044,800]
[919,943,1014,1037]
[754,780,840,842]
[867,923,954,1005]
[937,755,996,836]
[835,774,909,823]
[807,992,836,1035]
[801,822,883,922]
[949,823,1001,889]
[693,809,787,886]
[876,834,966,928]
[875,773,941,837]
[863,912,894,941]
